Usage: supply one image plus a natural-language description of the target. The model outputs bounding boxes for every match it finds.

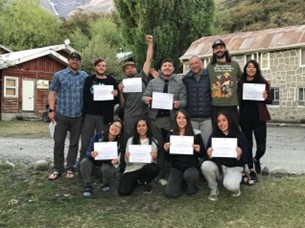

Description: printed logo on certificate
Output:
[242,83,265,101]
[94,142,117,160]
[211,138,237,158]
[169,135,194,155]
[151,92,173,110]
[123,78,142,93]
[128,145,152,163]
[93,85,114,101]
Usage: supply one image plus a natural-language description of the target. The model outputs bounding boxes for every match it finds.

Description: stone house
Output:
[180,25,305,123]
[0,44,76,120]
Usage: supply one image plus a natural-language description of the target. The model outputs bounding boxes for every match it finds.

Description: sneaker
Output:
[102,184,110,192]
[187,183,197,196]
[83,185,92,197]
[143,183,152,194]
[249,171,258,181]
[232,189,241,197]
[159,179,168,186]
[254,158,261,174]
[208,189,219,201]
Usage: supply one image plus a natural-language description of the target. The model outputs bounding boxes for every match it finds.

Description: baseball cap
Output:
[122,61,136,71]
[212,39,226,48]
[69,52,81,60]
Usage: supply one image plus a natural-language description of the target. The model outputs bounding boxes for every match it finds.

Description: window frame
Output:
[260,52,270,70]
[299,48,305,67]
[270,87,280,106]
[297,87,305,106]
[4,76,19,98]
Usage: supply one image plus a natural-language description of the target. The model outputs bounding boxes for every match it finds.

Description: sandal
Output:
[65,170,74,179]
[48,172,61,181]
[241,174,255,186]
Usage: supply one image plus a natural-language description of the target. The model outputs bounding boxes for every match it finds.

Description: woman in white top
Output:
[118,118,159,196]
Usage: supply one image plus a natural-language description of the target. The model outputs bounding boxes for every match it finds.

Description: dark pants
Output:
[118,163,159,196]
[164,167,199,198]
[53,112,82,172]
[211,105,239,130]
[79,114,107,162]
[240,118,267,169]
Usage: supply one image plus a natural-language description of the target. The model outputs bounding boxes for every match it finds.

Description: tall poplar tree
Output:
[114,0,214,70]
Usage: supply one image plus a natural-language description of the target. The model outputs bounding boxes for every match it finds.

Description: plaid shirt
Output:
[49,67,88,117]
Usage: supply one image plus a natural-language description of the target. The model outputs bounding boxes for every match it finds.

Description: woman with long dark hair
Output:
[238,60,272,181]
[163,109,204,198]
[118,118,159,196]
[201,111,248,201]
[80,119,123,197]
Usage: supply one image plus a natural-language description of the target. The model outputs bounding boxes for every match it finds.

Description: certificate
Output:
[94,142,117,160]
[169,135,194,155]
[128,145,152,163]
[242,83,265,101]
[49,121,56,138]
[123,78,142,93]
[211,138,237,158]
[151,92,173,110]
[93,85,114,101]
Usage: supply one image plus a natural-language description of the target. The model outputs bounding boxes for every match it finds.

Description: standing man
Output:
[142,58,187,185]
[119,35,154,139]
[48,52,88,181]
[183,55,212,149]
[206,39,242,128]
[79,58,119,162]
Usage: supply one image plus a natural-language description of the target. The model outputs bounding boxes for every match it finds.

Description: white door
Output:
[22,79,35,111]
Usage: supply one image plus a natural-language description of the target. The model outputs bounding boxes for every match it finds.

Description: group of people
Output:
[47,35,273,201]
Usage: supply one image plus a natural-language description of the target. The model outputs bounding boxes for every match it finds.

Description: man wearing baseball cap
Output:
[206,39,242,128]
[48,51,88,181]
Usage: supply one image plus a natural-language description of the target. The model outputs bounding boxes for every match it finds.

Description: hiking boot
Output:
[143,183,152,194]
[102,184,110,192]
[159,178,168,186]
[231,189,241,197]
[254,158,261,174]
[208,189,219,201]
[187,183,197,196]
[83,185,92,197]
[250,171,258,181]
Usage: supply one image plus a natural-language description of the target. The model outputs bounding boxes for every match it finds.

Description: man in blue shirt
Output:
[48,52,88,180]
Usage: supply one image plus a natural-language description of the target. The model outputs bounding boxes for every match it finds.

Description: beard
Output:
[215,51,225,59]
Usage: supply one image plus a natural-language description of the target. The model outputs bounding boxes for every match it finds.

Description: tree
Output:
[114,0,214,70]
[0,0,63,51]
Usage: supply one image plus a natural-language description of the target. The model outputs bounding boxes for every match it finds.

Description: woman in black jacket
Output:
[163,109,204,198]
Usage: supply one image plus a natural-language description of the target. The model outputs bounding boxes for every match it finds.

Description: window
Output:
[183,62,190,74]
[260,52,270,70]
[244,53,260,65]
[4,76,18,98]
[270,87,279,105]
[297,87,305,106]
[300,48,305,66]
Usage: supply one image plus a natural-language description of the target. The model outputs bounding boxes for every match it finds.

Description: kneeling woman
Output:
[118,118,159,196]
[164,109,204,198]
[201,111,248,201]
[80,120,123,197]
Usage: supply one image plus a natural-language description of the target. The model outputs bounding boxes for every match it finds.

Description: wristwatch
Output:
[48,109,55,113]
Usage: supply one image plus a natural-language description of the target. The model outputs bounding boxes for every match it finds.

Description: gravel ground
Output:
[1,125,305,174]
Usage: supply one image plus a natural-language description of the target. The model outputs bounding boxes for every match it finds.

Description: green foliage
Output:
[214,0,305,33]
[0,0,63,51]
[114,0,214,70]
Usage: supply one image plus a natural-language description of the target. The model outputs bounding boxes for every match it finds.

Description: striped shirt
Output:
[49,67,88,117]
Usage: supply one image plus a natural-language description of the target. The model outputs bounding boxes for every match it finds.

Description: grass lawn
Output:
[0,163,304,228]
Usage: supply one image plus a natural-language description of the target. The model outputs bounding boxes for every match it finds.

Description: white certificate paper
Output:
[151,92,173,110]
[169,135,194,155]
[94,142,117,160]
[123,78,142,93]
[128,145,152,163]
[242,83,265,101]
[211,138,237,158]
[93,85,114,101]
[49,121,56,138]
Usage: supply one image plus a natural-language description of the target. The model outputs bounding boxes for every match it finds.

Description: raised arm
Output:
[142,35,154,76]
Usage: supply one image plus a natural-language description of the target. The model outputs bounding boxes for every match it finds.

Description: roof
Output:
[180,24,305,61]
[0,44,76,70]
[0,44,13,53]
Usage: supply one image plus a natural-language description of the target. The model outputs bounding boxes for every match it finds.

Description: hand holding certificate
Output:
[242,83,266,101]
[122,78,142,93]
[151,92,173,110]
[93,85,114,101]
[128,145,152,163]
[94,142,118,160]
[211,138,237,158]
[169,135,194,155]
